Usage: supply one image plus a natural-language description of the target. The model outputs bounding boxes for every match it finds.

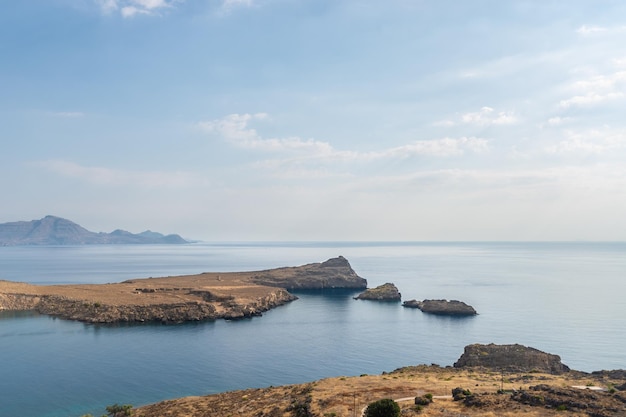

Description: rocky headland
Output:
[454,343,571,374]
[403,298,477,316]
[354,282,401,301]
[249,256,367,289]
[0,256,366,323]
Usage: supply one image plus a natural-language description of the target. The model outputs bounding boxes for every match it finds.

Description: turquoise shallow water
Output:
[0,242,625,417]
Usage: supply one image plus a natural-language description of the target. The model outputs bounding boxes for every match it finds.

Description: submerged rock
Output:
[354,283,401,301]
[403,299,477,316]
[454,343,571,374]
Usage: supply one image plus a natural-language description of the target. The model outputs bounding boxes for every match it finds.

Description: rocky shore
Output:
[0,256,366,324]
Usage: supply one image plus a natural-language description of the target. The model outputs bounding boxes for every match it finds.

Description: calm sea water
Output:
[0,242,625,417]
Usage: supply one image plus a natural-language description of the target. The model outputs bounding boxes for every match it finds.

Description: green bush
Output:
[414,395,432,406]
[364,398,400,417]
[105,404,133,417]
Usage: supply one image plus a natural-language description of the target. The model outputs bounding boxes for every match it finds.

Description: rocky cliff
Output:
[454,343,571,374]
[249,256,367,290]
[0,215,187,245]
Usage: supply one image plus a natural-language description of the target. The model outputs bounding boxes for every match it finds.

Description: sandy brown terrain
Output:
[0,256,366,323]
[133,365,626,417]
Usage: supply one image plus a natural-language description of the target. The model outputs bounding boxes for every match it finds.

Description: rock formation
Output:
[454,343,571,374]
[403,299,477,316]
[249,256,367,290]
[354,283,401,301]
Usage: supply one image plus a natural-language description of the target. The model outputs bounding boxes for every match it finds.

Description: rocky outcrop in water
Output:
[249,256,367,290]
[354,283,401,301]
[403,299,477,316]
[454,343,571,374]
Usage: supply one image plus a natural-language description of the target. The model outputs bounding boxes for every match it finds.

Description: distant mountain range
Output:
[0,216,188,246]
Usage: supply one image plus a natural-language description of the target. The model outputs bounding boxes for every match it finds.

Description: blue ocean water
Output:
[0,242,625,417]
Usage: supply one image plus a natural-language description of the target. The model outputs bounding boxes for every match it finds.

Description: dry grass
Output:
[133,365,625,417]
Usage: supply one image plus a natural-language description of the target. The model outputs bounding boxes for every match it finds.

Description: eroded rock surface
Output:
[354,283,401,301]
[403,299,477,315]
[454,343,571,374]
[249,256,367,290]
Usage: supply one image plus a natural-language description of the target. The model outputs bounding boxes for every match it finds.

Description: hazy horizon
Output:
[3,1,626,241]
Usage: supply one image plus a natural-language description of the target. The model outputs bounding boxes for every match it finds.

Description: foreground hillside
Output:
[132,365,626,417]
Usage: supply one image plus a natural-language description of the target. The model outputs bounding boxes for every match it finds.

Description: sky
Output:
[2,0,626,241]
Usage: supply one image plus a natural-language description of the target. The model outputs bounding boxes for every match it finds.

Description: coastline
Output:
[0,256,366,323]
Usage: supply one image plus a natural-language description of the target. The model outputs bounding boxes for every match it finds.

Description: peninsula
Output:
[0,256,366,323]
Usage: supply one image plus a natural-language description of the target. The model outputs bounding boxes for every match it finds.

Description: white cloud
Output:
[545,128,626,155]
[96,0,179,17]
[197,113,334,155]
[433,107,518,128]
[363,137,488,159]
[559,69,626,108]
[219,0,255,14]
[199,114,489,164]
[460,107,518,126]
[576,24,626,36]
[545,116,573,127]
[576,25,609,36]
[559,92,625,108]
[37,160,202,187]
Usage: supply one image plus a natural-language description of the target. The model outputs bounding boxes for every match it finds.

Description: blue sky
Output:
[3,0,626,241]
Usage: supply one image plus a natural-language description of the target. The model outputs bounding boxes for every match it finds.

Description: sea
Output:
[0,242,625,417]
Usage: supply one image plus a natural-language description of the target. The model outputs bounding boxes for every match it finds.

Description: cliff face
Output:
[249,256,367,290]
[30,288,297,323]
[0,215,187,245]
[454,343,571,374]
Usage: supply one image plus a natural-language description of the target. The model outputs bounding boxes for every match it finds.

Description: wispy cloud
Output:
[199,113,489,164]
[435,106,518,127]
[545,128,626,155]
[96,0,180,18]
[37,160,202,187]
[218,0,256,15]
[197,113,335,155]
[559,70,626,108]
[576,24,626,36]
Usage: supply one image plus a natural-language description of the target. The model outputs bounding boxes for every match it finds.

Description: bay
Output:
[0,242,625,417]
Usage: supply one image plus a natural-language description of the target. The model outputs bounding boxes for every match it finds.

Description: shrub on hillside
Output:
[364,398,400,417]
